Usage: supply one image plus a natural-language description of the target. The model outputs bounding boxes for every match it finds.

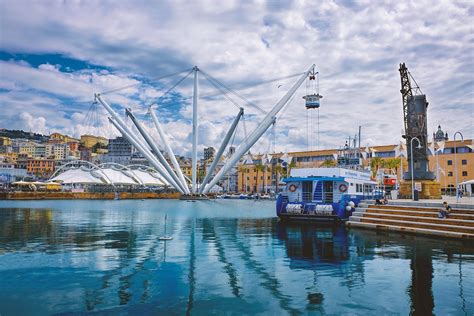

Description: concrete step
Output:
[387,200,474,210]
[350,216,474,234]
[364,208,474,221]
[368,204,474,215]
[347,221,474,239]
[355,212,474,227]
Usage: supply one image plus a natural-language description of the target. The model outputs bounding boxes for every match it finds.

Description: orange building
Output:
[26,159,55,178]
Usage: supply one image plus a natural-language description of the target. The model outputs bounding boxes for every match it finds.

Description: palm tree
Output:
[255,163,265,193]
[384,158,401,175]
[237,165,246,193]
[287,160,297,177]
[370,157,383,178]
[273,164,284,193]
[263,164,270,194]
[320,159,337,167]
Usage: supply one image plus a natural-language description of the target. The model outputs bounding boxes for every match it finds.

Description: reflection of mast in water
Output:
[407,245,434,316]
[202,219,241,297]
[186,218,196,316]
[222,220,301,315]
[459,255,467,315]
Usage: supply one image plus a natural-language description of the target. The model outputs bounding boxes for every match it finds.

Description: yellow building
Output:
[237,139,473,194]
[50,132,79,143]
[0,137,12,146]
[80,135,109,149]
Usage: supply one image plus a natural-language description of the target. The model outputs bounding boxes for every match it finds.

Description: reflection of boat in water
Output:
[276,222,352,267]
[276,167,380,222]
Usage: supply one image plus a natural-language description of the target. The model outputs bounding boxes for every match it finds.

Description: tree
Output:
[384,158,401,175]
[370,157,383,178]
[273,164,284,193]
[237,165,246,193]
[287,160,297,177]
[321,159,337,167]
[255,163,265,193]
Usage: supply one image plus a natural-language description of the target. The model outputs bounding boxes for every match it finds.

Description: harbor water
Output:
[0,199,473,315]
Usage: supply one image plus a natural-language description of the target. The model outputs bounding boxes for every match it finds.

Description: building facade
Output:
[236,139,473,195]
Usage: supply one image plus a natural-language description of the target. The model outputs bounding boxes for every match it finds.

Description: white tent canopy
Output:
[50,164,169,187]
[51,168,105,184]
[97,168,139,185]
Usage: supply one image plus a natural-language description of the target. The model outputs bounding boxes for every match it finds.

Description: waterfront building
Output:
[26,158,55,178]
[45,143,70,160]
[0,163,27,186]
[80,134,109,149]
[237,139,473,195]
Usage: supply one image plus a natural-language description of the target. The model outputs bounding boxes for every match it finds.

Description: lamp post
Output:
[454,131,464,203]
[410,137,422,200]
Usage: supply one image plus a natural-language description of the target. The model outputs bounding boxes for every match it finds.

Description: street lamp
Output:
[410,137,423,200]
[454,131,464,203]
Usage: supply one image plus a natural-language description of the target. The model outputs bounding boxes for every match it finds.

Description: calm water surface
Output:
[0,199,473,315]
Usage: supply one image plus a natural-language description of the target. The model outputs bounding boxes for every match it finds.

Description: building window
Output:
[462,159,467,165]
[447,160,452,165]
[448,171,453,177]
[462,171,468,177]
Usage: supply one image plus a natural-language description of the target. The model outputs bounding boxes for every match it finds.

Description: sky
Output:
[0,0,473,157]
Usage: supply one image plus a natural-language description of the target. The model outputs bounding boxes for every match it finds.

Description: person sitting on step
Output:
[438,201,452,219]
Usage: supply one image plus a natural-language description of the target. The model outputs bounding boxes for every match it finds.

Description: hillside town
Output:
[1,126,472,196]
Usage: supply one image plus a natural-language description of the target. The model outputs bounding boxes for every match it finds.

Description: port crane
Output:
[95,65,316,196]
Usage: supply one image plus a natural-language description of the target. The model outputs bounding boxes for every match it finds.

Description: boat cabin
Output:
[277,167,379,220]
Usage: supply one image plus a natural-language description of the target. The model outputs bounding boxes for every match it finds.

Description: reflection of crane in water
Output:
[215,218,302,315]
[202,218,241,297]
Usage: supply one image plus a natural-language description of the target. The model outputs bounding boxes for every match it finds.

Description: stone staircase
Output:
[346,201,474,239]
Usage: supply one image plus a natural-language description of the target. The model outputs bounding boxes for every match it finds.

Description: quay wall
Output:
[0,191,181,200]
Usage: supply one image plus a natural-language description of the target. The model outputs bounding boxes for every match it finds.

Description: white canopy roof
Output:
[97,168,139,185]
[50,165,173,187]
[130,169,167,186]
[459,179,474,185]
[51,168,105,184]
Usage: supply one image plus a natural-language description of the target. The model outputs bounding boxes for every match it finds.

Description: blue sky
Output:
[0,0,472,156]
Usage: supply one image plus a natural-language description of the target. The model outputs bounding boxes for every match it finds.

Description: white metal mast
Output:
[198,108,244,194]
[191,66,199,194]
[95,93,184,193]
[107,118,184,193]
[202,64,315,194]
[126,109,188,193]
[149,108,190,193]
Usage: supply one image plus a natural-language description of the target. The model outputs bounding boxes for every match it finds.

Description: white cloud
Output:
[0,0,472,154]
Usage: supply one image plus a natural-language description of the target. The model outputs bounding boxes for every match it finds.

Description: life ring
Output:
[339,184,348,192]
[289,184,297,192]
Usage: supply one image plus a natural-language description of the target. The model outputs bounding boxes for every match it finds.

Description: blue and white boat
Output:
[276,167,381,222]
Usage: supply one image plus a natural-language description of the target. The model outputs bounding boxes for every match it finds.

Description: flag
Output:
[428,142,435,156]
[466,143,473,151]
[280,153,292,167]
[436,141,445,153]
[332,153,338,161]
[262,153,272,164]
[242,153,253,164]
[361,152,368,160]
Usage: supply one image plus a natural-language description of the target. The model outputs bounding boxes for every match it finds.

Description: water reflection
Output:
[0,203,473,315]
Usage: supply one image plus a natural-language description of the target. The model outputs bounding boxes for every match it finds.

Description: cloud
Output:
[0,0,473,156]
